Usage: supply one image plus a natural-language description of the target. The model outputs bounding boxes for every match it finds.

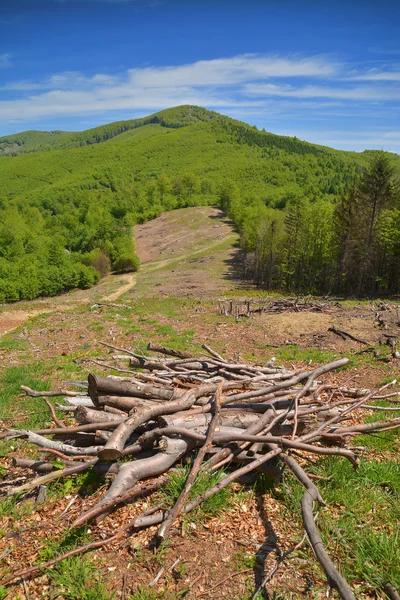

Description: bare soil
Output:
[0,207,399,600]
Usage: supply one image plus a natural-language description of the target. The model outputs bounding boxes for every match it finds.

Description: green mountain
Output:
[0,105,399,302]
[0,106,219,155]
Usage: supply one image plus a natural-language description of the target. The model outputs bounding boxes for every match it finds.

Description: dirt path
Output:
[0,207,239,336]
[133,206,240,298]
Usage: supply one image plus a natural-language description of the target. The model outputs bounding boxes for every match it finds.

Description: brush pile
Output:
[2,342,400,599]
[217,298,341,318]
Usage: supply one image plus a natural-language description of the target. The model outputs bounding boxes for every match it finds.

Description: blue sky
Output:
[1,0,400,152]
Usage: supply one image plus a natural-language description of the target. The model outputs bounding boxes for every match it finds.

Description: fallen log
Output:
[5,342,399,600]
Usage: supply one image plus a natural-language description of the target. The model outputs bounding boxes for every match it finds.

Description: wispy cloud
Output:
[0,53,12,69]
[128,54,337,87]
[0,52,399,152]
[245,82,400,101]
[0,53,339,120]
[348,71,400,81]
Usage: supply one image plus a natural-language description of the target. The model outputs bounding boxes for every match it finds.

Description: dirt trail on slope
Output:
[0,207,240,336]
[133,206,241,298]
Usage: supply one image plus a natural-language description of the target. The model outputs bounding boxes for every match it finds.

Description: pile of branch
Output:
[218,298,341,319]
[2,342,399,600]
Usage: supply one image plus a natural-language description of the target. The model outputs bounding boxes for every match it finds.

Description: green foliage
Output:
[0,364,50,429]
[0,585,8,600]
[48,556,113,600]
[156,463,233,525]
[241,151,399,295]
[333,152,400,295]
[0,106,399,301]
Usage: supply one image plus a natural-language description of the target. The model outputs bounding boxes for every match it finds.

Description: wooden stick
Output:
[157,382,224,540]
[302,488,355,600]
[72,474,169,528]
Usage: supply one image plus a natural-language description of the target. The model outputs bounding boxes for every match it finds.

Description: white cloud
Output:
[2,54,336,93]
[0,53,339,121]
[349,71,400,81]
[2,71,120,91]
[245,82,400,101]
[0,52,399,151]
[0,53,12,68]
[127,54,337,87]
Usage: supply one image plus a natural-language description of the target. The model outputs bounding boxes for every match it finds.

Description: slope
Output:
[0,105,219,155]
[0,105,399,303]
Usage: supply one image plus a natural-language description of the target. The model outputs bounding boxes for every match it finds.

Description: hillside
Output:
[0,204,399,600]
[0,105,399,303]
[0,106,219,155]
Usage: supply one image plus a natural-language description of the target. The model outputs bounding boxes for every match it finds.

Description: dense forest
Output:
[0,105,399,302]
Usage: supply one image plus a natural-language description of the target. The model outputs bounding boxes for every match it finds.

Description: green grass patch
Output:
[229,548,258,571]
[0,335,30,351]
[0,495,34,521]
[272,345,341,366]
[48,556,113,600]
[38,526,92,562]
[0,363,50,429]
[87,323,105,332]
[276,455,400,596]
[133,297,191,318]
[48,469,105,502]
[156,463,233,528]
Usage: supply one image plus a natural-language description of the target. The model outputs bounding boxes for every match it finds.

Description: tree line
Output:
[227,152,400,296]
[1,105,399,303]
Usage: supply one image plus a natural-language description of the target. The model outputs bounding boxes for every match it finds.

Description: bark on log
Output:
[88,374,180,405]
[96,395,162,412]
[147,343,192,359]
[98,389,199,460]
[91,438,190,516]
[302,488,356,600]
[74,406,124,425]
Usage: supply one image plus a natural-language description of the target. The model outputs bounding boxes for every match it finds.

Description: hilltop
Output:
[0,105,399,303]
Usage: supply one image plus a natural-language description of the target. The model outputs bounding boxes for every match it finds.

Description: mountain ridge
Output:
[0,105,399,303]
[2,105,397,158]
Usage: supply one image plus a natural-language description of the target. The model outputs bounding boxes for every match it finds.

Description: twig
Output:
[328,326,368,345]
[197,568,252,596]
[302,488,355,600]
[43,398,65,428]
[157,382,224,540]
[22,578,31,600]
[20,386,86,398]
[383,583,400,600]
[121,573,128,600]
[72,475,169,528]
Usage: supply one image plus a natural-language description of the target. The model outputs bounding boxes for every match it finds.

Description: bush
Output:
[113,252,140,273]
[83,248,111,277]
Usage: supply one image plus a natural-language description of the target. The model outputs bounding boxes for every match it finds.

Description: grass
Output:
[133,297,192,319]
[0,495,34,521]
[271,344,340,366]
[274,451,400,597]
[48,556,114,600]
[156,463,234,528]
[48,468,105,502]
[0,363,50,429]
[38,526,92,562]
[0,336,30,351]
[229,548,258,571]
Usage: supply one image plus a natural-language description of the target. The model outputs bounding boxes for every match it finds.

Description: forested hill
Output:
[0,105,399,302]
[0,106,219,155]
